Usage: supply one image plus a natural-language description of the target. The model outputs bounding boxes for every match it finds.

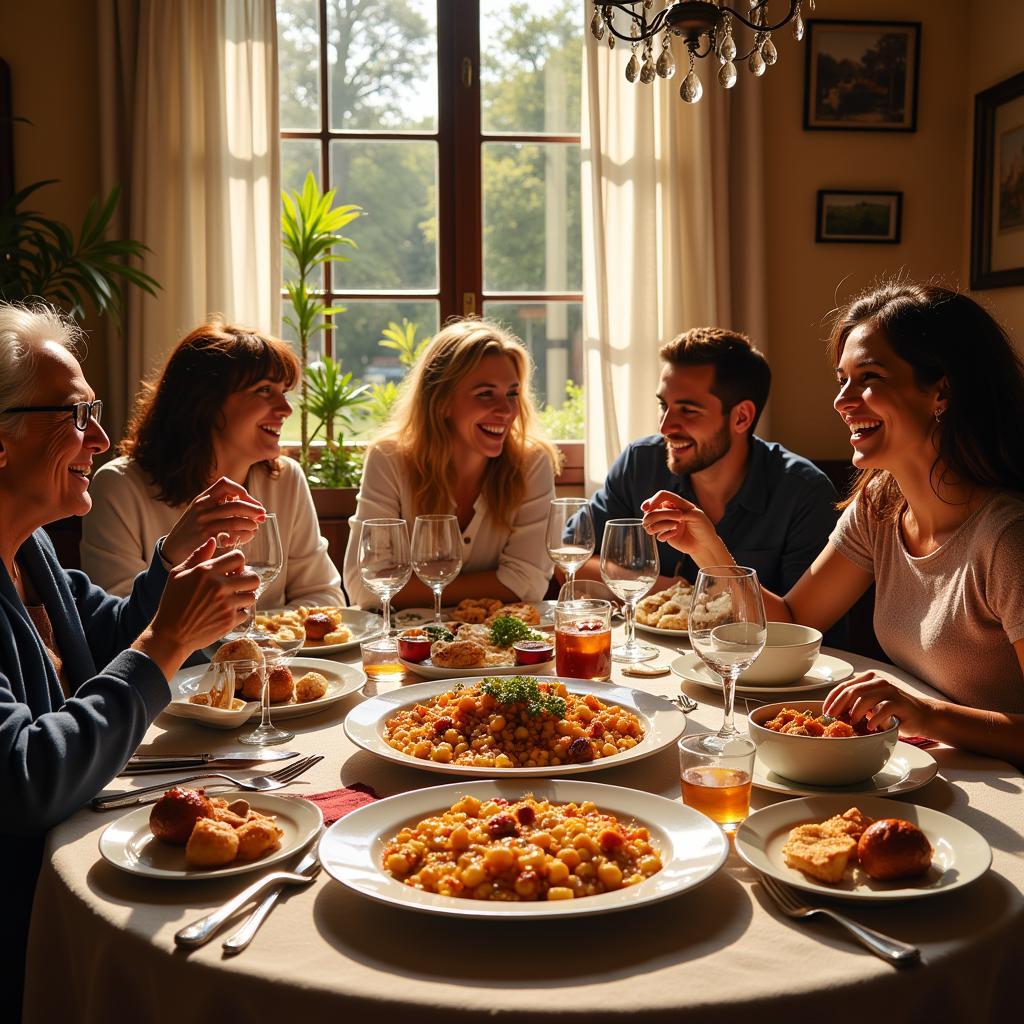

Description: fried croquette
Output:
[782,825,857,883]
[209,796,251,829]
[485,602,541,627]
[185,817,240,867]
[267,665,295,703]
[239,667,264,701]
[213,637,264,668]
[235,815,285,862]
[295,671,329,703]
[451,597,503,624]
[430,638,488,668]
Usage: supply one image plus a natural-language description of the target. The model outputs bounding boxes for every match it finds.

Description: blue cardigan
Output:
[0,529,171,835]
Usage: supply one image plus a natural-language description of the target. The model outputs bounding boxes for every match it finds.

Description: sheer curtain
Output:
[97,0,280,438]
[581,25,768,492]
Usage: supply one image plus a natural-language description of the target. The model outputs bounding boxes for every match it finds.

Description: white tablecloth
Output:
[24,644,1024,1023]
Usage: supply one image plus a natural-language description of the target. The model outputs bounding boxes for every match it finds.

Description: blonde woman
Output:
[343,318,561,609]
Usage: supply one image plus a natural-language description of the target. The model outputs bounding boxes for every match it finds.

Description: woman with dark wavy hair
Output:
[82,318,343,608]
[642,281,1024,765]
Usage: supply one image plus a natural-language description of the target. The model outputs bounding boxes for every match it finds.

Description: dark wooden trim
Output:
[0,58,14,204]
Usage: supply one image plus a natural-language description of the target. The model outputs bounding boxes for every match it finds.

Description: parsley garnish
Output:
[481,676,566,718]
[488,615,545,648]
[423,624,455,643]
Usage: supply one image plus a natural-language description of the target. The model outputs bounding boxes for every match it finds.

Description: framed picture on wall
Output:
[804,20,921,132]
[970,69,1024,290]
[816,190,902,244]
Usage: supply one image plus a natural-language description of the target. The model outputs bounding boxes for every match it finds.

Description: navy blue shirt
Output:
[577,435,839,595]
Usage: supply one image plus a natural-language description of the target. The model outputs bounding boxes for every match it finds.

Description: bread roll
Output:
[857,818,933,880]
[304,612,334,641]
[149,786,214,845]
[212,638,264,669]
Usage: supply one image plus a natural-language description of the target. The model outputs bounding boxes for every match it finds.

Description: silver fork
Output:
[673,692,698,713]
[91,754,324,810]
[759,874,921,966]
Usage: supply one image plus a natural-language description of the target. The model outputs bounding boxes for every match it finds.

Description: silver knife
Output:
[129,750,299,765]
[222,847,321,955]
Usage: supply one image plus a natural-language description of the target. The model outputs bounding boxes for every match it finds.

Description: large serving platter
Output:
[319,779,728,918]
[99,793,323,880]
[165,658,364,727]
[400,656,555,680]
[257,607,382,655]
[344,675,687,777]
[734,795,991,902]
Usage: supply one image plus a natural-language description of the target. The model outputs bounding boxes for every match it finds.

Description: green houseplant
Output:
[302,355,371,487]
[0,179,159,318]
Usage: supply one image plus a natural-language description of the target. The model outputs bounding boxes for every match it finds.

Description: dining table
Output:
[23,632,1024,1024]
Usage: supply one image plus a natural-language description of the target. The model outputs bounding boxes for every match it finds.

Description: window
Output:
[277,0,582,438]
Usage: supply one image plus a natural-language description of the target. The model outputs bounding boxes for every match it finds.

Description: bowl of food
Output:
[747,700,899,785]
[397,628,434,664]
[740,622,823,686]
[513,639,555,666]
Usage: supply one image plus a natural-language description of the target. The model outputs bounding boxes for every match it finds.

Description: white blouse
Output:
[342,443,556,608]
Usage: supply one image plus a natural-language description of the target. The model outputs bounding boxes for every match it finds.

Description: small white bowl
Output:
[748,700,899,785]
[740,622,823,686]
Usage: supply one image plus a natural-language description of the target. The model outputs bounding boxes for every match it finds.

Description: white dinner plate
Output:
[319,779,727,918]
[394,600,556,629]
[98,792,323,880]
[752,741,938,798]
[257,607,383,655]
[165,658,365,726]
[635,621,691,640]
[344,675,687,777]
[671,652,854,695]
[400,656,555,680]
[734,795,991,902]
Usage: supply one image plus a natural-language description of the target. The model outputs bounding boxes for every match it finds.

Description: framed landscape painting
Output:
[804,20,921,132]
[971,69,1024,290]
[816,191,902,245]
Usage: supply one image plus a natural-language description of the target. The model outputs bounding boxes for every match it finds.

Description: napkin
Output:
[294,783,380,825]
[901,735,940,749]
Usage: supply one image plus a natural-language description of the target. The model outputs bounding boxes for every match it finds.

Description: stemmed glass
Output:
[222,513,283,641]
[411,515,463,624]
[358,518,412,637]
[688,566,767,751]
[599,518,660,663]
[238,649,295,746]
[546,498,595,601]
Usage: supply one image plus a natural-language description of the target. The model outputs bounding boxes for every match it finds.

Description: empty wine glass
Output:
[239,652,294,746]
[599,518,660,663]
[546,498,595,600]
[688,566,767,751]
[411,514,463,624]
[358,518,412,638]
[222,513,284,640]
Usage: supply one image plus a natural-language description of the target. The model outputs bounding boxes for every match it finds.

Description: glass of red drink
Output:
[554,599,612,680]
[678,733,755,835]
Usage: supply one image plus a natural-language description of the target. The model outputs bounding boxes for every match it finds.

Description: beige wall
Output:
[2,0,106,387]
[760,0,973,460]
[963,0,1024,336]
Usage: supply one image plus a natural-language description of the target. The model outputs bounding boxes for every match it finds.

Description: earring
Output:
[935,407,945,422]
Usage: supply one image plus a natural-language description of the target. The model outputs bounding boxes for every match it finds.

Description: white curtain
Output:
[581,18,768,492]
[97,0,280,438]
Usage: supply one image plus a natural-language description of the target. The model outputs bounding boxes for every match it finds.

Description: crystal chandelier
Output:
[590,1,816,103]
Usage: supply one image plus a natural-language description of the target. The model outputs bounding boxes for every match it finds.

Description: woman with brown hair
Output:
[641,281,1024,765]
[343,317,561,609]
[82,318,343,608]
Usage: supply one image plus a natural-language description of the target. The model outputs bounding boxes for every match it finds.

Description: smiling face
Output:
[0,341,109,523]
[212,378,293,473]
[445,353,522,462]
[657,363,734,476]
[833,323,945,473]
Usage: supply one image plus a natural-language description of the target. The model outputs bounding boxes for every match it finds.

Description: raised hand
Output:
[162,477,266,566]
[640,490,726,563]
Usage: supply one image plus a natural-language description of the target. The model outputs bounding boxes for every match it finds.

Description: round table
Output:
[24,640,1024,1023]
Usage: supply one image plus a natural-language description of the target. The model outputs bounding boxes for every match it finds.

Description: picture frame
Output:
[804,20,921,132]
[970,69,1024,290]
[816,190,902,245]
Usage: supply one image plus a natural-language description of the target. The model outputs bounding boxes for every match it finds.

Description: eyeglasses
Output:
[3,400,103,431]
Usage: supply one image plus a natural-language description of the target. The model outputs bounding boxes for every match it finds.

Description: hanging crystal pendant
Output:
[656,37,676,79]
[720,31,737,63]
[793,12,805,42]
[608,34,616,50]
[719,60,738,89]
[762,37,778,66]
[590,9,605,42]
[681,67,703,103]
[640,50,657,84]
[749,49,766,77]
[625,52,641,83]
[808,0,816,9]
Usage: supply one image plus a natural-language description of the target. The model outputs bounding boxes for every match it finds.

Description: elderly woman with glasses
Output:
[0,301,265,1004]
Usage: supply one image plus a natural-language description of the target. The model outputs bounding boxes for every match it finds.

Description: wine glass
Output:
[358,518,412,637]
[411,515,463,624]
[688,566,767,751]
[599,518,660,663]
[239,650,294,746]
[221,513,283,640]
[546,498,595,600]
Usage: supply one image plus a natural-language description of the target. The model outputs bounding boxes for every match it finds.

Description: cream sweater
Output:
[343,443,555,608]
[831,491,1024,713]
[81,456,344,609]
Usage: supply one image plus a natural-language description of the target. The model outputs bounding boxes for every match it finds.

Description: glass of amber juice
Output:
[361,629,406,684]
[678,733,755,834]
[555,599,612,681]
